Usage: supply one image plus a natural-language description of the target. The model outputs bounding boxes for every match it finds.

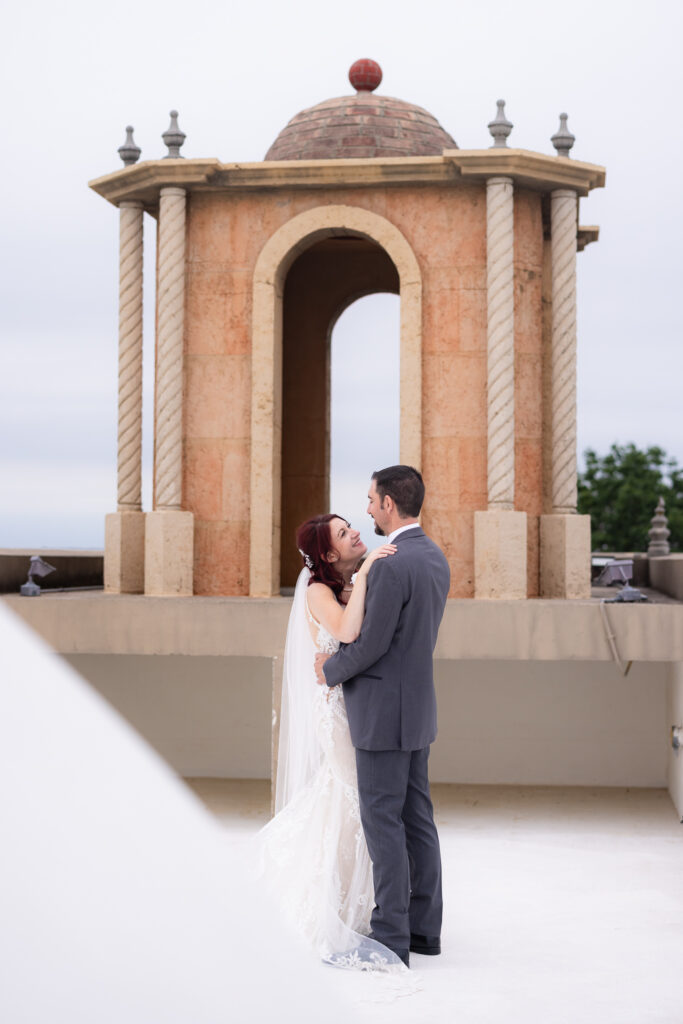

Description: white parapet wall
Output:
[59,651,670,790]
[432,660,668,788]
[64,654,273,779]
[4,593,682,802]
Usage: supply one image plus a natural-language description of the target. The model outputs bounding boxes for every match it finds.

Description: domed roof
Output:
[265,59,457,161]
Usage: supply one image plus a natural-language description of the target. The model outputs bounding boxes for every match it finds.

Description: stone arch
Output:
[249,204,422,596]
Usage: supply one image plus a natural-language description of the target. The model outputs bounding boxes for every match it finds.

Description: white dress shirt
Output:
[387,523,420,543]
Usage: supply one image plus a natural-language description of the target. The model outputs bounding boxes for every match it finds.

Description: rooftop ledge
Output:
[88,149,606,209]
[4,592,681,664]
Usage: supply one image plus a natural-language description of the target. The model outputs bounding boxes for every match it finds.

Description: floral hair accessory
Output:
[298,548,314,570]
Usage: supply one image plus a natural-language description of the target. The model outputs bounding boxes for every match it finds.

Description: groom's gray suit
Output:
[323,526,450,961]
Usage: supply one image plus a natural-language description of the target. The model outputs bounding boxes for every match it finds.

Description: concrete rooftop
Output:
[189,779,683,1022]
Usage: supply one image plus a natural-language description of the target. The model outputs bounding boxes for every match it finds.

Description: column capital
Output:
[487,175,514,187]
[118,199,144,210]
[159,186,187,199]
[551,187,578,200]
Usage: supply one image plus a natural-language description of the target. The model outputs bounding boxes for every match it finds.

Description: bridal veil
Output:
[274,566,321,812]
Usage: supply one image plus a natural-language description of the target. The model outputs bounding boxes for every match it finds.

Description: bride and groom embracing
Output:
[257,465,450,978]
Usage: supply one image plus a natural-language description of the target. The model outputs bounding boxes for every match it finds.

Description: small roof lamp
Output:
[20,556,57,597]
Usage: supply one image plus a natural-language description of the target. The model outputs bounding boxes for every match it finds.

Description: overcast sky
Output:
[1,0,681,551]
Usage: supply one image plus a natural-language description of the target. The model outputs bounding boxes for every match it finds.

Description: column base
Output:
[104,511,145,594]
[474,509,527,599]
[144,510,194,596]
[540,513,591,598]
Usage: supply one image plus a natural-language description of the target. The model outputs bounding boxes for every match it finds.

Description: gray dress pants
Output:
[355,746,442,956]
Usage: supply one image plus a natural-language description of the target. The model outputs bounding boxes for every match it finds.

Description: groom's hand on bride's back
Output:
[314,652,331,685]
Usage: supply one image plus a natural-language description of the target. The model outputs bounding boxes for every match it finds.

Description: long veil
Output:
[274,567,320,813]
[263,568,420,994]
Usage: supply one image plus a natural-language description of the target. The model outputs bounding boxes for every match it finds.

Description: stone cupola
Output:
[265,58,457,160]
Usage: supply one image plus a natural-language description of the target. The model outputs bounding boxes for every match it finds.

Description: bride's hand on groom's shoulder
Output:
[358,543,397,577]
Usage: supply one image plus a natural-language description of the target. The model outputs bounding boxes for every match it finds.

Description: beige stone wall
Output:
[248,202,422,597]
[666,661,683,818]
[184,193,255,595]
[649,554,683,602]
[182,182,547,596]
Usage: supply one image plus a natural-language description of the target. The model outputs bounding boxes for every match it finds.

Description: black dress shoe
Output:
[409,933,441,955]
[396,949,410,968]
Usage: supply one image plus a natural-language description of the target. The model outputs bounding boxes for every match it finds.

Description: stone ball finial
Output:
[488,99,513,148]
[551,112,575,157]
[118,125,141,166]
[648,496,671,557]
[162,110,186,159]
[349,58,382,92]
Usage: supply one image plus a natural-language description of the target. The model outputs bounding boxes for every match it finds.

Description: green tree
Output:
[577,444,683,552]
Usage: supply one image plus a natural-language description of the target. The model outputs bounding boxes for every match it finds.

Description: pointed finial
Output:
[648,497,671,557]
[162,110,186,159]
[551,113,575,157]
[488,100,513,148]
[118,125,141,166]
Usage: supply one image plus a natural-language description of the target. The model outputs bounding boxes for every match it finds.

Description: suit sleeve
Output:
[323,557,403,687]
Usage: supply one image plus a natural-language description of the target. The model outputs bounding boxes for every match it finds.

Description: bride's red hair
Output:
[295,514,347,599]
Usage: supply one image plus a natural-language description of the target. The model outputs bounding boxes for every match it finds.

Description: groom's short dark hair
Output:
[372,465,425,518]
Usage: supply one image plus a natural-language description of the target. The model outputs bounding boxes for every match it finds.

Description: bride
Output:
[256,513,407,975]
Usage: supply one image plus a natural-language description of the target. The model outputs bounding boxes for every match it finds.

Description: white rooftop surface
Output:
[2,602,682,1023]
[190,778,683,1023]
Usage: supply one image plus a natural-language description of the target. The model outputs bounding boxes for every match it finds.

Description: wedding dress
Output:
[256,568,412,980]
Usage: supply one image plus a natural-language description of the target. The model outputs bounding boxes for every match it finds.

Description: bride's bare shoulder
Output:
[306,581,334,609]
[307,580,333,596]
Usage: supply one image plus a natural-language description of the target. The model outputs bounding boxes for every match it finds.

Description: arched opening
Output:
[330,294,400,552]
[249,204,422,597]
[280,236,399,587]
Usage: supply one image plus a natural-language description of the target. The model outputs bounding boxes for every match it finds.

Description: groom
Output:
[314,465,450,968]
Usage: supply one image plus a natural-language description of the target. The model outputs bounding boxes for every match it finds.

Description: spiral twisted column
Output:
[486,176,515,509]
[117,201,144,510]
[105,200,145,593]
[539,188,589,599]
[144,187,193,596]
[154,187,186,510]
[475,177,527,599]
[550,189,578,514]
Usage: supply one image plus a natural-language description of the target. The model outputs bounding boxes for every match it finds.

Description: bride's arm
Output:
[307,545,396,644]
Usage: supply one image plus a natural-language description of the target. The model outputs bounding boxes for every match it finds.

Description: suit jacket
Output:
[323,527,450,751]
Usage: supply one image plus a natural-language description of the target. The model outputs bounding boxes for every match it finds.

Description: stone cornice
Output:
[444,149,606,196]
[89,159,222,210]
[89,156,457,208]
[577,225,600,251]
[89,149,606,208]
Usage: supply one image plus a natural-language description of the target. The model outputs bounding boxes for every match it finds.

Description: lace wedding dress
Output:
[255,568,412,982]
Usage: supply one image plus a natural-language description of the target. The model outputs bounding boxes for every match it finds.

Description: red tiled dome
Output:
[265,62,456,161]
